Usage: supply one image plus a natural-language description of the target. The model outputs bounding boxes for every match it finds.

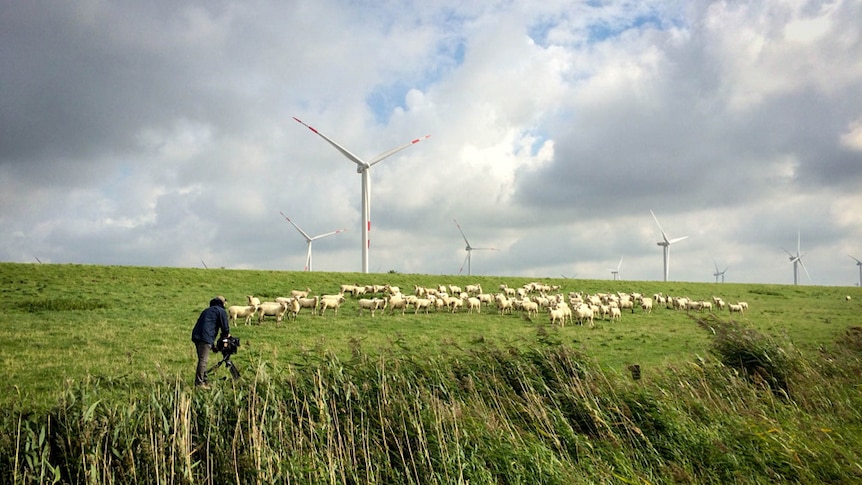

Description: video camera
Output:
[209,335,241,379]
[214,335,240,356]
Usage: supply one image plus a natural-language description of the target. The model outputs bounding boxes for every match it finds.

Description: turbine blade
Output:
[458,253,469,276]
[799,257,811,281]
[650,210,670,243]
[311,228,348,241]
[293,117,369,168]
[849,255,862,264]
[453,219,471,247]
[617,256,624,271]
[280,212,313,241]
[369,135,431,166]
[668,235,688,244]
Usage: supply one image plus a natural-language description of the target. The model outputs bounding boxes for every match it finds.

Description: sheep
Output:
[386,294,409,315]
[448,297,464,313]
[290,287,312,299]
[575,305,594,328]
[610,307,622,322]
[228,305,257,325]
[284,297,300,321]
[639,297,653,314]
[358,298,386,317]
[465,284,482,295]
[319,295,345,316]
[728,303,744,316]
[413,298,432,314]
[619,297,635,314]
[495,294,513,315]
[257,301,288,324]
[247,295,261,307]
[549,307,567,326]
[462,295,481,314]
[738,301,749,312]
[521,299,539,317]
[296,296,319,316]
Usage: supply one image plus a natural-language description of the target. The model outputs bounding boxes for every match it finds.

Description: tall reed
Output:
[2,327,861,484]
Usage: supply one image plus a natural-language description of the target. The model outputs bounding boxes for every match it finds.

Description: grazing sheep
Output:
[728,303,744,316]
[413,298,432,314]
[610,307,622,322]
[639,297,653,314]
[495,294,513,315]
[228,305,257,325]
[386,294,409,315]
[521,299,539,317]
[358,298,386,317]
[549,307,567,326]
[319,295,346,316]
[290,287,312,299]
[462,295,481,314]
[575,304,594,328]
[296,296,319,316]
[257,301,289,324]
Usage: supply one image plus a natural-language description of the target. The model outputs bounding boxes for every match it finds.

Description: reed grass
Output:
[2,324,861,484]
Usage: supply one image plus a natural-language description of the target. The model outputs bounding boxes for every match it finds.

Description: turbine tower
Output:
[454,218,497,276]
[609,256,623,281]
[280,212,346,271]
[713,259,728,283]
[294,117,429,273]
[783,231,810,285]
[650,210,688,282]
[851,255,862,287]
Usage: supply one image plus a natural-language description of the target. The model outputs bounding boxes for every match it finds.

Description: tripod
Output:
[207,352,241,380]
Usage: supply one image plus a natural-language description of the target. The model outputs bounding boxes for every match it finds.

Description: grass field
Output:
[2,262,859,408]
[2,262,861,484]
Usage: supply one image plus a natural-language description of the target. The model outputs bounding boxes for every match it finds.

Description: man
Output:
[191,295,231,388]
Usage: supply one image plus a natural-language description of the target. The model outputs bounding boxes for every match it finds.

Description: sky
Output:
[2,0,862,286]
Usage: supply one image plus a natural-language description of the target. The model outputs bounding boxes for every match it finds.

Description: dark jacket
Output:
[191,298,230,345]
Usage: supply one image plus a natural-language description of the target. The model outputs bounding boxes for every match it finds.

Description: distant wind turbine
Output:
[650,210,688,282]
[712,259,728,283]
[849,255,862,287]
[280,211,346,271]
[783,231,810,285]
[294,117,430,273]
[609,256,623,281]
[454,219,497,276]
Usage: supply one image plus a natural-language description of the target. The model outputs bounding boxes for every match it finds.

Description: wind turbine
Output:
[851,255,862,287]
[650,210,688,282]
[294,117,429,273]
[609,256,623,281]
[783,231,810,285]
[454,218,497,276]
[712,259,728,283]
[280,211,347,271]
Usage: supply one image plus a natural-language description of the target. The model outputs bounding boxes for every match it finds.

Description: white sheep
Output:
[386,294,409,315]
[610,307,622,322]
[319,295,345,316]
[290,287,312,299]
[228,305,257,325]
[257,301,288,324]
[412,298,432,314]
[549,307,567,326]
[639,297,653,314]
[728,303,744,316]
[247,295,261,307]
[296,296,319,316]
[462,295,481,314]
[358,298,386,317]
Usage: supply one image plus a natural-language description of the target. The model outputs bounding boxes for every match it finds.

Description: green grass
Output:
[1,262,861,484]
[2,262,859,409]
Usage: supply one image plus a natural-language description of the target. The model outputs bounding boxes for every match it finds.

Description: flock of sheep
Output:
[225,281,750,328]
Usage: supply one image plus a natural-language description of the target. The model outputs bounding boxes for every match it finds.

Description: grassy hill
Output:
[1,262,860,483]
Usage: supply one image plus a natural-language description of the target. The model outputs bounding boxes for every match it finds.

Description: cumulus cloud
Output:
[1,0,861,285]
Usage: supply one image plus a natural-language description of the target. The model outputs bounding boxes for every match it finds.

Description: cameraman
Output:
[191,295,231,388]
